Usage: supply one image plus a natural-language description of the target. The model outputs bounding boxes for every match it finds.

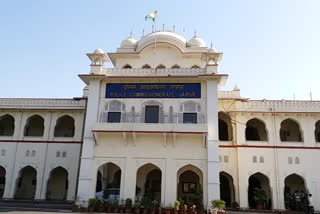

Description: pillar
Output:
[206,80,220,207]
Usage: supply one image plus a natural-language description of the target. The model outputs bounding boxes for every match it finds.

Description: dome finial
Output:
[130,29,133,38]
[173,25,175,32]
[210,41,213,49]
[194,30,197,37]
[142,28,144,36]
[163,24,165,31]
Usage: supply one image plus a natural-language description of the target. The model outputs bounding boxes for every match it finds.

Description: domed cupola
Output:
[187,31,207,48]
[120,31,138,49]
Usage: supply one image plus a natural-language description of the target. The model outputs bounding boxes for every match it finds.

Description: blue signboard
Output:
[105,83,201,98]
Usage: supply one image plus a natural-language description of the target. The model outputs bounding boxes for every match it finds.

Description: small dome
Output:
[208,47,217,53]
[94,48,104,54]
[187,36,207,48]
[120,36,138,48]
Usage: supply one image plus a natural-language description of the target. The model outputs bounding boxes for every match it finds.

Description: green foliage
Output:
[141,193,153,208]
[211,199,226,210]
[253,188,267,204]
[125,198,133,207]
[88,198,96,207]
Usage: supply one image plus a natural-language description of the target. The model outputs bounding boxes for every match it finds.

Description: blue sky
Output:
[0,0,319,100]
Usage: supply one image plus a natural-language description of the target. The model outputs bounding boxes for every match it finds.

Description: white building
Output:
[0,28,319,211]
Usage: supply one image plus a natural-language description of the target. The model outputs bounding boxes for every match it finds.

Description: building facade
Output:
[0,28,319,210]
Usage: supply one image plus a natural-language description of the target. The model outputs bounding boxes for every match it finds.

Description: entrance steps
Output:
[0,200,73,212]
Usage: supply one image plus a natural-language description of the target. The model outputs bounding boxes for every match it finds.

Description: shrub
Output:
[211,199,226,210]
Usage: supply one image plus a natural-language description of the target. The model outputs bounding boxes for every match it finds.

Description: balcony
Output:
[92,122,207,134]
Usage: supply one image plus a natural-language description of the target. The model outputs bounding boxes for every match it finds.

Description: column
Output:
[207,80,220,207]
[122,158,137,201]
[77,79,101,205]
[164,159,177,205]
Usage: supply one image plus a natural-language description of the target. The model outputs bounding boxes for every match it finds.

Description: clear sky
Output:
[0,0,319,100]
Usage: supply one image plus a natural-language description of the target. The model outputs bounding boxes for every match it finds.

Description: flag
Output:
[145,11,157,22]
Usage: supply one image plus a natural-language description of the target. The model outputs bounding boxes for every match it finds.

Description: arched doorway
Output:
[46,167,68,200]
[15,166,37,199]
[218,112,233,141]
[284,174,307,210]
[248,173,272,209]
[280,119,302,142]
[177,165,203,208]
[245,118,268,141]
[220,172,235,207]
[95,162,121,202]
[0,166,5,198]
[136,164,162,203]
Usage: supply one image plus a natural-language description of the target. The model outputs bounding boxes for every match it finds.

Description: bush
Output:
[88,198,96,207]
[211,199,226,210]
[125,198,133,207]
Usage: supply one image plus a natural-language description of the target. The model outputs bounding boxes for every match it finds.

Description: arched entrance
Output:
[15,166,37,199]
[177,165,203,208]
[136,164,162,203]
[95,162,121,202]
[220,172,235,207]
[46,167,68,200]
[0,166,5,198]
[248,173,272,209]
[284,174,307,210]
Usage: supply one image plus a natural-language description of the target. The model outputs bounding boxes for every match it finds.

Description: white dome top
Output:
[208,47,217,53]
[94,48,104,54]
[120,36,138,48]
[187,36,207,47]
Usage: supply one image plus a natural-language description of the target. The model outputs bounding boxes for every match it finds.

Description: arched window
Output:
[122,64,132,69]
[140,100,164,123]
[156,64,166,69]
[56,151,61,157]
[314,120,320,142]
[101,101,126,123]
[280,119,302,142]
[24,115,44,137]
[0,114,15,136]
[288,157,293,164]
[26,150,30,157]
[179,101,203,124]
[224,156,229,163]
[245,118,268,141]
[218,112,233,141]
[259,156,264,163]
[62,151,67,158]
[191,65,200,68]
[171,64,180,69]
[31,150,36,157]
[295,157,300,164]
[142,64,151,69]
[54,115,75,137]
[1,149,6,156]
[252,156,257,163]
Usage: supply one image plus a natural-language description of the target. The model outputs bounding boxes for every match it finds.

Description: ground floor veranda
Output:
[77,158,310,210]
[0,165,75,201]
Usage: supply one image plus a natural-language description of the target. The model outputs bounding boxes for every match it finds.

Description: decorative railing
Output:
[235,100,320,112]
[0,98,86,109]
[101,68,209,76]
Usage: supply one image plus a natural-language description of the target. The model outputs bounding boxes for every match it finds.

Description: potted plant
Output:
[183,204,188,214]
[174,200,180,214]
[211,199,226,214]
[165,204,173,214]
[72,195,80,212]
[125,198,133,213]
[253,188,266,209]
[151,200,159,214]
[88,198,96,212]
[190,205,197,214]
[134,199,141,214]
